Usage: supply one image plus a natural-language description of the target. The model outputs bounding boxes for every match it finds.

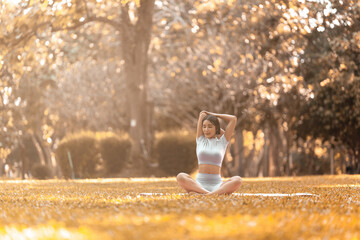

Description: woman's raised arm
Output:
[196,111,207,139]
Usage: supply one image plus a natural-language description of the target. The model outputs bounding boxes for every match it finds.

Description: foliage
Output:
[154,131,197,176]
[5,134,40,165]
[294,2,360,170]
[0,0,153,168]
[292,152,330,176]
[0,176,360,239]
[31,163,53,180]
[55,131,100,179]
[98,132,132,174]
[150,0,305,129]
[55,131,133,178]
[296,81,360,148]
[1,0,360,176]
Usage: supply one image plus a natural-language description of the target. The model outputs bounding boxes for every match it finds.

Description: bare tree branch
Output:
[51,16,122,32]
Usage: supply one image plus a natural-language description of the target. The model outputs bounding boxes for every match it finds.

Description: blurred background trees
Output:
[1,0,359,178]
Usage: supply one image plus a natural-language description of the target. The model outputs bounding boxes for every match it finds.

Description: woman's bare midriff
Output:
[198,164,221,174]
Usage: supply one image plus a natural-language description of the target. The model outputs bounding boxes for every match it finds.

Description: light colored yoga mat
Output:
[233,193,318,197]
[139,193,319,197]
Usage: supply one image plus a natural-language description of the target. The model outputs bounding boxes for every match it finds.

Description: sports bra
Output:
[196,134,229,167]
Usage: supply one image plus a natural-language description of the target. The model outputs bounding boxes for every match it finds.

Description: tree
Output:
[119,1,155,170]
[1,0,156,174]
[2,0,359,177]
[295,0,360,172]
[149,0,311,176]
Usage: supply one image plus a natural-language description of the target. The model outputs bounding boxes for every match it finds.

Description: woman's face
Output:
[202,120,216,138]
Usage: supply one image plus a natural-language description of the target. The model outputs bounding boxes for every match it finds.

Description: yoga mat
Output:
[138,193,319,197]
[233,193,318,197]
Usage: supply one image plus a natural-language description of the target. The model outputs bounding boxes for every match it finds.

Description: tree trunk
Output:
[268,133,274,177]
[247,143,256,177]
[340,146,345,174]
[221,153,232,177]
[308,140,315,174]
[236,130,245,177]
[355,148,360,174]
[18,139,29,179]
[30,134,45,165]
[31,127,52,167]
[34,133,52,166]
[262,128,270,177]
[272,125,283,176]
[120,0,155,173]
[330,146,334,175]
[247,130,258,177]
[257,128,269,177]
[284,130,292,176]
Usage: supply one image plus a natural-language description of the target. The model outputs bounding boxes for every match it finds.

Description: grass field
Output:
[1,175,360,240]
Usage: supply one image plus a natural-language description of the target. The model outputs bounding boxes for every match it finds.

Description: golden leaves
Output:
[340,63,347,71]
[121,0,140,7]
[209,47,223,55]
[40,0,48,11]
[353,31,360,48]
[195,1,217,13]
[21,0,48,10]
[0,148,11,159]
[0,176,360,239]
[320,78,330,87]
[211,58,221,72]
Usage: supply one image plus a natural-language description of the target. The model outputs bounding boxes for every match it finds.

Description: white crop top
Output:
[196,134,229,167]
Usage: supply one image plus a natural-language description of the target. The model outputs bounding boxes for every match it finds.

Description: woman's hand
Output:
[200,110,208,117]
[204,111,217,116]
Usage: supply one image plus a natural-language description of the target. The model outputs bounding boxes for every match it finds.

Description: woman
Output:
[177,110,242,195]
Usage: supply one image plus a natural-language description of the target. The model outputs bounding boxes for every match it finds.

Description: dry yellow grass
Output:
[0,175,360,240]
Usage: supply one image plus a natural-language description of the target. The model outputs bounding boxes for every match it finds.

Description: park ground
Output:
[0,175,360,240]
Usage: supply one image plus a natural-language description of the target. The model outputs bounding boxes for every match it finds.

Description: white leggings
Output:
[196,173,223,192]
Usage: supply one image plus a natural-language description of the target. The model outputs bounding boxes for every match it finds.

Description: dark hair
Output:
[202,114,220,134]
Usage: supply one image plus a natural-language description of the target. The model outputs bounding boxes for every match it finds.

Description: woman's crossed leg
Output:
[177,173,242,195]
[207,176,242,195]
[176,173,210,194]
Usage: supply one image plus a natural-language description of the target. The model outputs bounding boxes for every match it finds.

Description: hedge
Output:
[98,132,132,174]
[55,131,99,179]
[154,131,197,176]
[55,131,132,178]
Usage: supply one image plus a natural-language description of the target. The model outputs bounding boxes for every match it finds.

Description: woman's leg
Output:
[176,173,210,194]
[207,176,242,195]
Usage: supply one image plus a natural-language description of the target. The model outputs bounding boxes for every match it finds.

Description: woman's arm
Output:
[220,128,225,135]
[205,111,237,141]
[196,110,207,139]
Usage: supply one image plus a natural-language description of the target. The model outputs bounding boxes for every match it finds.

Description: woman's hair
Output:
[202,114,220,134]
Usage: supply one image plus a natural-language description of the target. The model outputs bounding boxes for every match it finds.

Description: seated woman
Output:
[177,110,242,195]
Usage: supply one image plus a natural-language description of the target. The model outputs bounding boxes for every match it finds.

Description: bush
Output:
[98,132,132,174]
[154,131,197,176]
[31,164,53,179]
[292,151,330,175]
[55,131,100,179]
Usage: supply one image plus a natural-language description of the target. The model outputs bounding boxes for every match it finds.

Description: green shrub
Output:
[55,131,100,179]
[31,164,53,179]
[98,132,132,174]
[292,151,330,175]
[154,131,197,176]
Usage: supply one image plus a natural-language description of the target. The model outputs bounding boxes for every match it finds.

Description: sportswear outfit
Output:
[196,134,229,192]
